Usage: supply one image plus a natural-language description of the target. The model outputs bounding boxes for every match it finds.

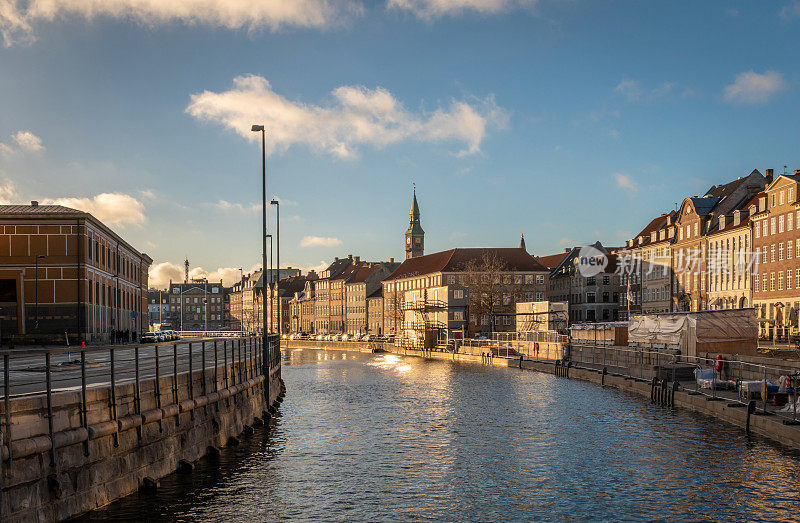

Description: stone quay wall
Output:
[0,341,283,522]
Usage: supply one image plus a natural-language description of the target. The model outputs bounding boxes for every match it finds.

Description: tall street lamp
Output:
[251,124,268,344]
[35,254,45,331]
[266,233,273,332]
[270,199,280,336]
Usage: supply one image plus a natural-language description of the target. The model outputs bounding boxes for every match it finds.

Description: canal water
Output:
[81,348,800,521]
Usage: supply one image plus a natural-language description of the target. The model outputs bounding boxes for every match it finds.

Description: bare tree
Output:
[460,252,527,335]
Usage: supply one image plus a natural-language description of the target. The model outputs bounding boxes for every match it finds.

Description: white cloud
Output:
[780,1,800,20]
[614,78,642,102]
[189,266,247,286]
[186,74,507,158]
[388,0,537,19]
[0,130,44,154]
[12,130,43,152]
[41,192,146,225]
[0,179,20,204]
[149,262,261,288]
[300,235,342,248]
[613,172,637,193]
[723,70,787,104]
[148,262,184,289]
[211,199,259,213]
[302,260,330,274]
[0,0,363,46]
[614,78,675,102]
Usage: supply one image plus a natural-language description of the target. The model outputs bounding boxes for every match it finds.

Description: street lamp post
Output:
[266,234,273,333]
[270,199,280,335]
[251,124,268,345]
[34,254,45,331]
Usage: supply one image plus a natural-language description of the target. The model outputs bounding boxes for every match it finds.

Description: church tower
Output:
[405,189,424,259]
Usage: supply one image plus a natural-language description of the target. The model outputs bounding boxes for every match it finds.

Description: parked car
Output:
[141,332,157,343]
[362,335,371,342]
[341,334,349,341]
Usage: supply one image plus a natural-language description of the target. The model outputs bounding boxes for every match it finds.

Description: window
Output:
[536,292,544,301]
[587,292,596,303]
[771,244,776,262]
[780,243,785,261]
[454,290,464,299]
[603,276,610,285]
[602,291,609,303]
[772,194,777,207]
[771,218,777,235]
[779,272,784,291]
[780,215,785,233]
[694,223,699,236]
[791,188,795,202]
[790,241,794,260]
[755,221,761,238]
[755,276,760,293]
[790,213,795,232]
[771,272,775,291]
[788,270,793,290]
[763,273,768,291]
[536,275,544,284]
[781,191,785,205]
[679,228,683,241]
[453,311,464,321]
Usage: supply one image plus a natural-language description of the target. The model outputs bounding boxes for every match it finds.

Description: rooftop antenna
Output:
[184,256,189,284]
[785,165,789,175]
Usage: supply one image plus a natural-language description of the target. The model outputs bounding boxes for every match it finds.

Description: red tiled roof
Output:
[385,248,547,281]
[536,251,570,270]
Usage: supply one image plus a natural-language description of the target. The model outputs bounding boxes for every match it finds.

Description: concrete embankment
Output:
[286,340,800,453]
[1,344,284,522]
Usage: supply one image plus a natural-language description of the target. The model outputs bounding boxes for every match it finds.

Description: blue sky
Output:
[1,0,799,288]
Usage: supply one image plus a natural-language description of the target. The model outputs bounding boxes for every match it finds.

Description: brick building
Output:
[751,170,800,340]
[0,203,151,343]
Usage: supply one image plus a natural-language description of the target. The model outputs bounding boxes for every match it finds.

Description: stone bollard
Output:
[177,459,194,473]
[140,477,159,493]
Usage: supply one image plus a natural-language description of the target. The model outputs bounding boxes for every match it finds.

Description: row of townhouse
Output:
[228,267,302,334]
[288,255,399,336]
[618,167,800,340]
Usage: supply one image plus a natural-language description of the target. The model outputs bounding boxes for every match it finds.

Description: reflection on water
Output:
[82,348,800,521]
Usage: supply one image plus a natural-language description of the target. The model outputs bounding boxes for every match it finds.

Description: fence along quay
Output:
[0,334,284,522]
[286,333,800,452]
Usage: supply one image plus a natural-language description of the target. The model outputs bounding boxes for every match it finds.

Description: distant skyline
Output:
[2,1,800,288]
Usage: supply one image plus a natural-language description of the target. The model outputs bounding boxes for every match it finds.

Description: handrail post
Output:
[109,348,118,447]
[173,343,179,427]
[134,345,142,441]
[45,353,56,467]
[223,340,229,407]
[154,344,162,433]
[80,350,89,456]
[3,354,12,473]
[201,340,207,413]
[188,342,194,421]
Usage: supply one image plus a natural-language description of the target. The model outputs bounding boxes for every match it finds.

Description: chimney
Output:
[564,248,569,253]
[30,200,38,207]
[766,168,774,184]
[354,256,360,263]
[335,257,339,261]
[348,254,353,260]
[390,257,394,263]
[734,210,741,226]
[718,214,726,229]
[795,170,800,176]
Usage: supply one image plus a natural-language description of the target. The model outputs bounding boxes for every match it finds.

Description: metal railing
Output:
[0,335,280,471]
[177,330,245,338]
[566,343,800,425]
